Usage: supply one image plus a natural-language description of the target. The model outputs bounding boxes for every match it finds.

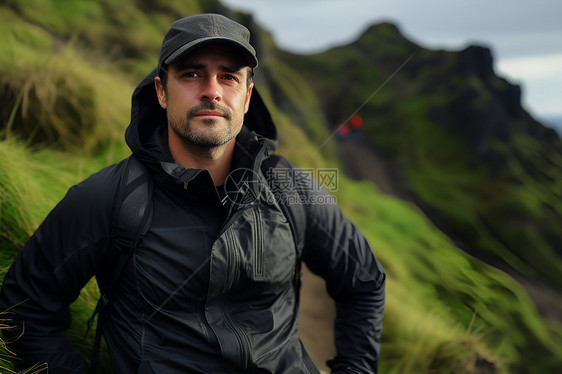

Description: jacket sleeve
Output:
[0,166,118,373]
[300,174,386,374]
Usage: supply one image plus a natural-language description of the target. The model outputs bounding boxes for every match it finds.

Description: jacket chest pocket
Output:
[221,206,296,290]
[252,209,265,280]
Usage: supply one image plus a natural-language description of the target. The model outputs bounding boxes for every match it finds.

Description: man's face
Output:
[155,45,254,147]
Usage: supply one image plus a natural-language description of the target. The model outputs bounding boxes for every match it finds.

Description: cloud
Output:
[223,0,562,115]
[498,53,562,80]
[497,54,562,115]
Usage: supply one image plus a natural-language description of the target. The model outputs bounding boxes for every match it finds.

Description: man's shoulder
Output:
[64,158,129,207]
[262,154,320,193]
[75,158,127,186]
[261,153,296,171]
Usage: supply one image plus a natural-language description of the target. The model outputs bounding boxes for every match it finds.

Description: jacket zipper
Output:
[212,225,252,369]
[223,305,252,369]
[216,203,251,239]
[209,156,266,368]
[213,209,251,368]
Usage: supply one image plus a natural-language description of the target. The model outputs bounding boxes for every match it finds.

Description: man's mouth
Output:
[194,110,225,119]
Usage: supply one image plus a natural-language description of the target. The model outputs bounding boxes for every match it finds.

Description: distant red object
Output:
[338,124,350,136]
[350,115,363,129]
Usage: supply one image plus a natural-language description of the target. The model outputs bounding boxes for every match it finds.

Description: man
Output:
[0,14,385,373]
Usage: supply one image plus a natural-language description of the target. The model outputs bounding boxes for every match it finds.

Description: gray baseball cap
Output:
[157,13,258,73]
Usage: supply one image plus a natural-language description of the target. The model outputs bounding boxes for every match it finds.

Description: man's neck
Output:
[168,127,235,186]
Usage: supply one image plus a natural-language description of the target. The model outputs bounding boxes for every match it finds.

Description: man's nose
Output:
[200,76,222,102]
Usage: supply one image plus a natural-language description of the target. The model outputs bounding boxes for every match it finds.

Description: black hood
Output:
[125,69,278,164]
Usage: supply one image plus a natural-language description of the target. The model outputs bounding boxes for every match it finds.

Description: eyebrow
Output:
[174,62,244,75]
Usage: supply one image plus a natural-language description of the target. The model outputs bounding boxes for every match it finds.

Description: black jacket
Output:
[0,70,385,373]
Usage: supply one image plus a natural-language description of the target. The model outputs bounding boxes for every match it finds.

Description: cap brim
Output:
[164,37,258,68]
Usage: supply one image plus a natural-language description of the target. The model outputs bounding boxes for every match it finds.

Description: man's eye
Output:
[183,72,199,78]
[222,74,238,82]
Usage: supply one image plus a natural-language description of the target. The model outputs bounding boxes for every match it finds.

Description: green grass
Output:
[1,304,50,373]
[0,42,133,153]
[0,142,117,373]
[335,179,562,373]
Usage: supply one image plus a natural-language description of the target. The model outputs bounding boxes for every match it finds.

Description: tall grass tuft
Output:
[0,43,136,155]
[0,140,81,256]
[1,46,96,151]
[1,306,48,373]
[381,304,506,374]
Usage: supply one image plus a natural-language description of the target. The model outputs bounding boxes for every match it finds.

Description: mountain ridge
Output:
[276,21,562,293]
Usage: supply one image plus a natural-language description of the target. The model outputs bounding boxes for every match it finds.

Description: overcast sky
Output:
[222,0,562,120]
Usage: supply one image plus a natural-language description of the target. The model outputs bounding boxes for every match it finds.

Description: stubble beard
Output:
[168,102,237,147]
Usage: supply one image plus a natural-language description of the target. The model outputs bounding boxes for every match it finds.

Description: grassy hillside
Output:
[278,23,562,291]
[1,1,562,373]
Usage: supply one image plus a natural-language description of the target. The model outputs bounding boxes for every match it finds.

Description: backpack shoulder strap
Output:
[112,155,154,249]
[87,155,153,373]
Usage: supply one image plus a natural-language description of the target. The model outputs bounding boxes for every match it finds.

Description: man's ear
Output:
[244,83,254,114]
[154,76,167,109]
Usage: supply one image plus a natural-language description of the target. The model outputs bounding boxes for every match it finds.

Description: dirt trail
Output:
[299,265,336,372]
[297,139,392,372]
